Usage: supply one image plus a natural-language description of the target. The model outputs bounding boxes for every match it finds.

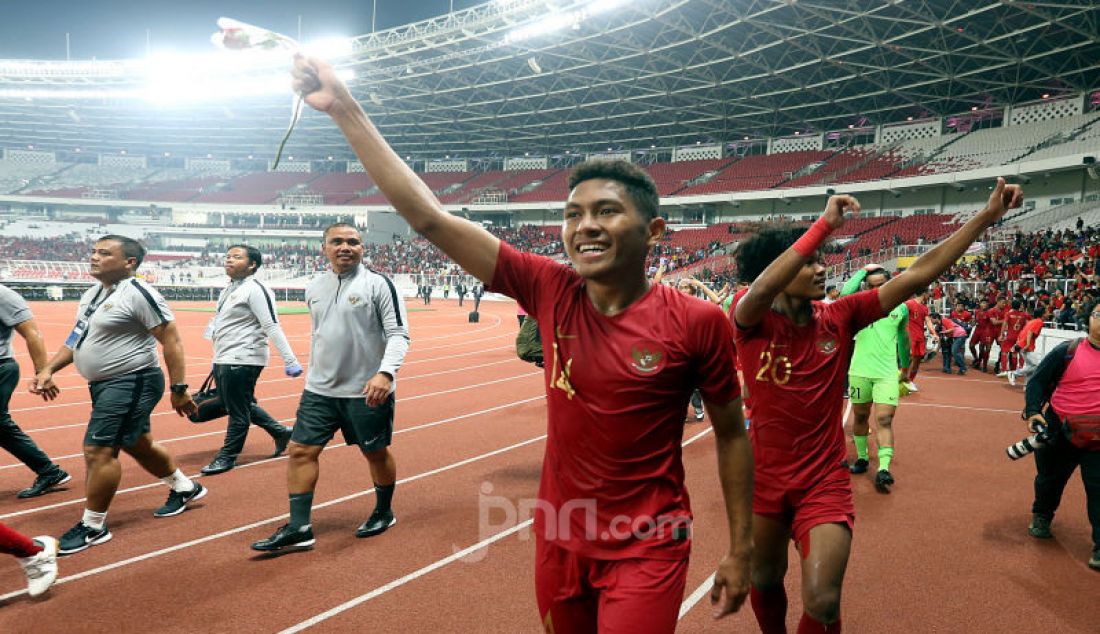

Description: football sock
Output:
[82,508,108,531]
[878,446,894,472]
[162,469,195,493]
[797,613,841,633]
[853,435,869,461]
[374,482,395,514]
[751,585,788,634]
[0,523,41,558]
[288,492,314,530]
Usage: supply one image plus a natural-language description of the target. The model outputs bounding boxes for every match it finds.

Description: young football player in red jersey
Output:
[988,297,1008,372]
[971,299,995,372]
[291,55,754,632]
[998,299,1030,378]
[902,288,937,393]
[732,180,1022,634]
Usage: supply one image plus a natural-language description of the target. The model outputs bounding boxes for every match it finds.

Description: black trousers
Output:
[213,364,287,459]
[1032,408,1100,549]
[0,359,56,475]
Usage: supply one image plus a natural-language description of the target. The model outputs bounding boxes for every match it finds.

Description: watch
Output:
[170,383,190,394]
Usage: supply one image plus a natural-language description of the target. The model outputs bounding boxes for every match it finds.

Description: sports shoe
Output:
[200,455,235,476]
[20,536,58,597]
[356,509,396,538]
[906,381,919,393]
[1089,548,1100,571]
[1028,514,1053,539]
[874,470,894,493]
[848,458,869,474]
[58,521,112,555]
[17,469,72,499]
[271,429,293,458]
[694,410,705,422]
[996,371,1010,378]
[957,369,967,376]
[251,524,315,552]
[1007,373,1017,387]
[153,482,207,518]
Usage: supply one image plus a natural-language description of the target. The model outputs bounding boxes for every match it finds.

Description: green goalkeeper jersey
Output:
[841,270,911,379]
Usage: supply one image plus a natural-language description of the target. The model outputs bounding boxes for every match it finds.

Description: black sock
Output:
[288,492,313,530]
[374,483,395,514]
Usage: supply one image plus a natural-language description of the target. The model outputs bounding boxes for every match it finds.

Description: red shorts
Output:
[752,463,855,544]
[535,539,689,634]
[910,336,926,360]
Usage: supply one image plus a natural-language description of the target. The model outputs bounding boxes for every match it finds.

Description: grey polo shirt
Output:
[70,278,172,382]
[304,264,410,398]
[211,276,299,367]
[0,285,32,359]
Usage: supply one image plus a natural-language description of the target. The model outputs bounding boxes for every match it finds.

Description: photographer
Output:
[1022,298,1100,571]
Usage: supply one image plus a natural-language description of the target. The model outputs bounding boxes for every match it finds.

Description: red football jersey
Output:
[1003,309,1029,341]
[734,290,883,483]
[974,309,993,336]
[905,298,930,344]
[488,242,741,560]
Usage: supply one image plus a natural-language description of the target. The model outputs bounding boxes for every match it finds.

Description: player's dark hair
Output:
[323,222,360,241]
[1011,299,1022,310]
[97,234,146,269]
[227,244,263,272]
[568,159,659,221]
[735,225,812,284]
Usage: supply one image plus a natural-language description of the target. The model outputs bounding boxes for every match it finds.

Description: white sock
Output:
[161,469,195,493]
[82,509,108,530]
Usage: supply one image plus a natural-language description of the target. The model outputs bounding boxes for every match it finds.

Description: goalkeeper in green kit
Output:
[841,264,910,494]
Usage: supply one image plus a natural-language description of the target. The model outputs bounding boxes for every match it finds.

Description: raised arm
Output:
[877,178,1022,313]
[292,55,499,284]
[734,195,860,328]
[690,278,723,304]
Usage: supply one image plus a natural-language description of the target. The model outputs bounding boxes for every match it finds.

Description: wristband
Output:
[792,217,833,258]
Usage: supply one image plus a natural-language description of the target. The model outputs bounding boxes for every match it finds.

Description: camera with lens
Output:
[1006,425,1056,460]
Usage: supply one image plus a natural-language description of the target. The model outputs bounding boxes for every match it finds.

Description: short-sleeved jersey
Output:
[1003,309,1030,341]
[849,302,909,380]
[973,309,993,336]
[488,242,740,561]
[904,299,929,344]
[734,290,883,482]
[72,278,172,382]
[0,285,32,359]
[1016,318,1043,352]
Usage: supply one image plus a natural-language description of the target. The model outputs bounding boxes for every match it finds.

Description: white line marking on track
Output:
[278,426,715,631]
[0,433,549,602]
[678,572,716,620]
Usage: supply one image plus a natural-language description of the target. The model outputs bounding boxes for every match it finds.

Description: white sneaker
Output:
[996,371,1010,378]
[1007,373,1016,386]
[906,381,919,393]
[19,536,58,597]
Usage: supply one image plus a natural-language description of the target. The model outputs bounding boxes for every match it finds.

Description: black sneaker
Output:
[356,509,396,538]
[200,456,235,476]
[18,469,72,499]
[251,524,315,552]
[849,458,869,474]
[271,429,293,459]
[58,521,112,555]
[153,482,207,518]
[1028,514,1053,539]
[874,470,895,493]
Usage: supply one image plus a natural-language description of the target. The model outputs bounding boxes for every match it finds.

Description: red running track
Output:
[0,299,1096,632]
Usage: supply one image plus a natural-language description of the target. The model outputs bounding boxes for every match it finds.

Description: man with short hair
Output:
[732,179,1020,633]
[1006,306,1046,387]
[252,223,410,551]
[0,283,69,498]
[822,285,840,304]
[999,299,1029,375]
[286,55,754,631]
[903,289,937,393]
[200,244,302,476]
[33,235,205,555]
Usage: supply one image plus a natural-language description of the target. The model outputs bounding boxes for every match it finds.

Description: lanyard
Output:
[74,285,115,349]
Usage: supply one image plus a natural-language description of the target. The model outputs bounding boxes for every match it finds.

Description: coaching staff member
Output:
[201,245,302,476]
[0,283,69,498]
[33,236,205,555]
[252,223,409,552]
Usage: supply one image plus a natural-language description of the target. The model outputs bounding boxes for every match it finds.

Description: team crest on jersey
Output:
[817,337,837,354]
[102,303,114,311]
[347,294,362,306]
[629,342,665,374]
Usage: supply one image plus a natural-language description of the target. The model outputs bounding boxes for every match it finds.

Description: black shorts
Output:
[292,390,394,451]
[85,368,164,448]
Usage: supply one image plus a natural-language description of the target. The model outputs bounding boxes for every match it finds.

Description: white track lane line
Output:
[0,433,549,602]
[0,395,544,519]
[678,573,717,620]
[278,426,716,632]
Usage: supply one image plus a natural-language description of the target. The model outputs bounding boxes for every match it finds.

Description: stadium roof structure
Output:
[0,0,1097,162]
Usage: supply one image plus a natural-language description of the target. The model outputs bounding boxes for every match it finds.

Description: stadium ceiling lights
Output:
[503,0,631,44]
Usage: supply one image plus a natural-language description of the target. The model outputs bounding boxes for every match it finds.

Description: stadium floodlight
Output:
[302,37,355,58]
[503,0,631,44]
